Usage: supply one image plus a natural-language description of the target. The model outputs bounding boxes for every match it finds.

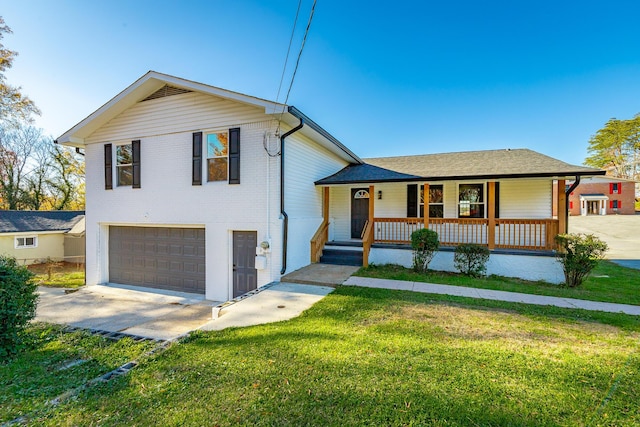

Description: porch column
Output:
[423,183,429,228]
[368,185,375,227]
[487,181,496,249]
[323,187,330,223]
[557,179,567,234]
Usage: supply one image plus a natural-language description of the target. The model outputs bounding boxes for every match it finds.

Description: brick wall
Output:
[568,181,636,215]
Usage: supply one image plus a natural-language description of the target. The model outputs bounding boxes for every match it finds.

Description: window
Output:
[611,200,621,209]
[15,236,37,249]
[458,183,484,218]
[207,131,228,181]
[116,144,133,186]
[419,185,444,218]
[611,183,620,194]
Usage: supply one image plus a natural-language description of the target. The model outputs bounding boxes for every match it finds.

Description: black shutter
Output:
[192,132,203,185]
[407,184,417,217]
[104,143,113,190]
[494,182,500,219]
[228,127,240,184]
[132,140,141,189]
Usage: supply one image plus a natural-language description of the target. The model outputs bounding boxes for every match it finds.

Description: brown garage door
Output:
[109,226,205,294]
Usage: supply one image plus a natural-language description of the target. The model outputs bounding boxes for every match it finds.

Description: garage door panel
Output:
[109,226,206,294]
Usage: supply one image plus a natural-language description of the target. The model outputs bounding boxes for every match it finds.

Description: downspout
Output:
[564,176,581,230]
[280,117,305,275]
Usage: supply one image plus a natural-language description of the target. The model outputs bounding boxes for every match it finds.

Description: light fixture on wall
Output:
[378,190,382,200]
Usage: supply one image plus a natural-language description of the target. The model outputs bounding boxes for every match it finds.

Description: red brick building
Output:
[553,177,636,216]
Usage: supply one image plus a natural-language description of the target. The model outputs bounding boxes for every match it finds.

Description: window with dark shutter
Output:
[104,144,113,190]
[192,132,203,185]
[132,140,141,189]
[407,184,418,217]
[228,127,240,184]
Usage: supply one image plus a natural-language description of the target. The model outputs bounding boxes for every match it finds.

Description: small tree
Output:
[410,228,439,273]
[454,244,490,277]
[0,255,37,359]
[555,233,608,288]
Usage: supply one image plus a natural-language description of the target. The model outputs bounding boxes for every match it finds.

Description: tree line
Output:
[0,16,84,211]
[585,115,640,180]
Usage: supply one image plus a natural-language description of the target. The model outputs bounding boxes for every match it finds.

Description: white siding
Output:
[83,91,285,301]
[86,92,268,143]
[500,179,552,218]
[285,132,349,272]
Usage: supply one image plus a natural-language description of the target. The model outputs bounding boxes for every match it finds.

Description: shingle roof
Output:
[316,149,604,185]
[315,163,421,185]
[0,211,85,234]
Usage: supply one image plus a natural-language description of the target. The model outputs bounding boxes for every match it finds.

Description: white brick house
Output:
[58,72,604,299]
[57,71,361,301]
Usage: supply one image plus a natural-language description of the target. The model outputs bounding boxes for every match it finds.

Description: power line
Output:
[282,0,316,110]
[273,0,302,111]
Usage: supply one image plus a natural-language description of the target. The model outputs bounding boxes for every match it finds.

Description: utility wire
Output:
[274,0,303,112]
[282,0,316,110]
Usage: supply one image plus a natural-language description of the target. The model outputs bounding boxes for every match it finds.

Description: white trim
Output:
[15,235,38,249]
[457,182,486,218]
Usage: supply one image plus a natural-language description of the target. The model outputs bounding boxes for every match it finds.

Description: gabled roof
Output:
[0,211,85,234]
[316,149,605,185]
[56,71,362,164]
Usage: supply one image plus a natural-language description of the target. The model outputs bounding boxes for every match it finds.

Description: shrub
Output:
[555,233,608,288]
[410,228,439,272]
[0,255,38,359]
[454,244,490,277]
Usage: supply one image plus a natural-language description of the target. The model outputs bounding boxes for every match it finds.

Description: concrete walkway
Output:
[200,283,334,331]
[343,276,640,316]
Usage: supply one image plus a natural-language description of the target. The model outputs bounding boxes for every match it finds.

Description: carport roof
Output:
[0,211,85,234]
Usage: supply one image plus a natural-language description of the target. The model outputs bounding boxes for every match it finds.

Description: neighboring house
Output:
[57,72,604,301]
[552,176,637,216]
[0,211,85,265]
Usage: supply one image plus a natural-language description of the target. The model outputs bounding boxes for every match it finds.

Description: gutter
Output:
[564,176,581,232]
[280,115,305,275]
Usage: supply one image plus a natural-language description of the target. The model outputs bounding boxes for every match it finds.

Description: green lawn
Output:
[0,324,155,424]
[28,262,85,288]
[355,260,640,305]
[22,287,640,426]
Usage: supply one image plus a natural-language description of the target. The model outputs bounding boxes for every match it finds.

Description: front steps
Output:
[319,242,363,267]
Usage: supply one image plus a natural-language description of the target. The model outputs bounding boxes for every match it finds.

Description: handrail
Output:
[310,220,330,263]
[362,220,375,267]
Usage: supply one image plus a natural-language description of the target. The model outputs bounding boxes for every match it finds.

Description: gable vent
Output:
[141,85,192,102]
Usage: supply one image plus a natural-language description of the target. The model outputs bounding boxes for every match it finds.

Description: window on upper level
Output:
[458,183,484,218]
[116,143,133,186]
[15,236,37,249]
[207,131,228,182]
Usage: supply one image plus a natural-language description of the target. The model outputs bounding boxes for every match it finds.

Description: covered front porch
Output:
[310,179,569,267]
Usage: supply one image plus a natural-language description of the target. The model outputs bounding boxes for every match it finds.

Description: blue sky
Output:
[4,0,640,165]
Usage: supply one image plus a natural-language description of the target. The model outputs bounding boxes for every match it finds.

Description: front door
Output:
[588,201,599,215]
[233,231,257,298]
[351,188,370,238]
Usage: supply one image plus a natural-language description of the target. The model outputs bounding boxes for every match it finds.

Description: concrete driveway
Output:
[36,285,217,341]
[569,214,640,269]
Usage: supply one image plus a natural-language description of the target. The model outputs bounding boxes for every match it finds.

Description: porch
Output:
[311,181,568,267]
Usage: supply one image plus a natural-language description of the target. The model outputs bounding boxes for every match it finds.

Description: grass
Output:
[0,323,156,424]
[355,260,640,305]
[22,287,640,426]
[28,262,85,288]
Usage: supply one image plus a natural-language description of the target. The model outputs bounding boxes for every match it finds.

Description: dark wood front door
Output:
[351,188,370,238]
[233,231,257,298]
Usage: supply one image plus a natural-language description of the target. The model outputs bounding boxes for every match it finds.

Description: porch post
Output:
[368,185,375,226]
[323,187,329,223]
[557,179,567,234]
[423,183,429,228]
[487,181,496,249]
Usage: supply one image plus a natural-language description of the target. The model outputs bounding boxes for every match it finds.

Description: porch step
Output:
[320,248,363,267]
